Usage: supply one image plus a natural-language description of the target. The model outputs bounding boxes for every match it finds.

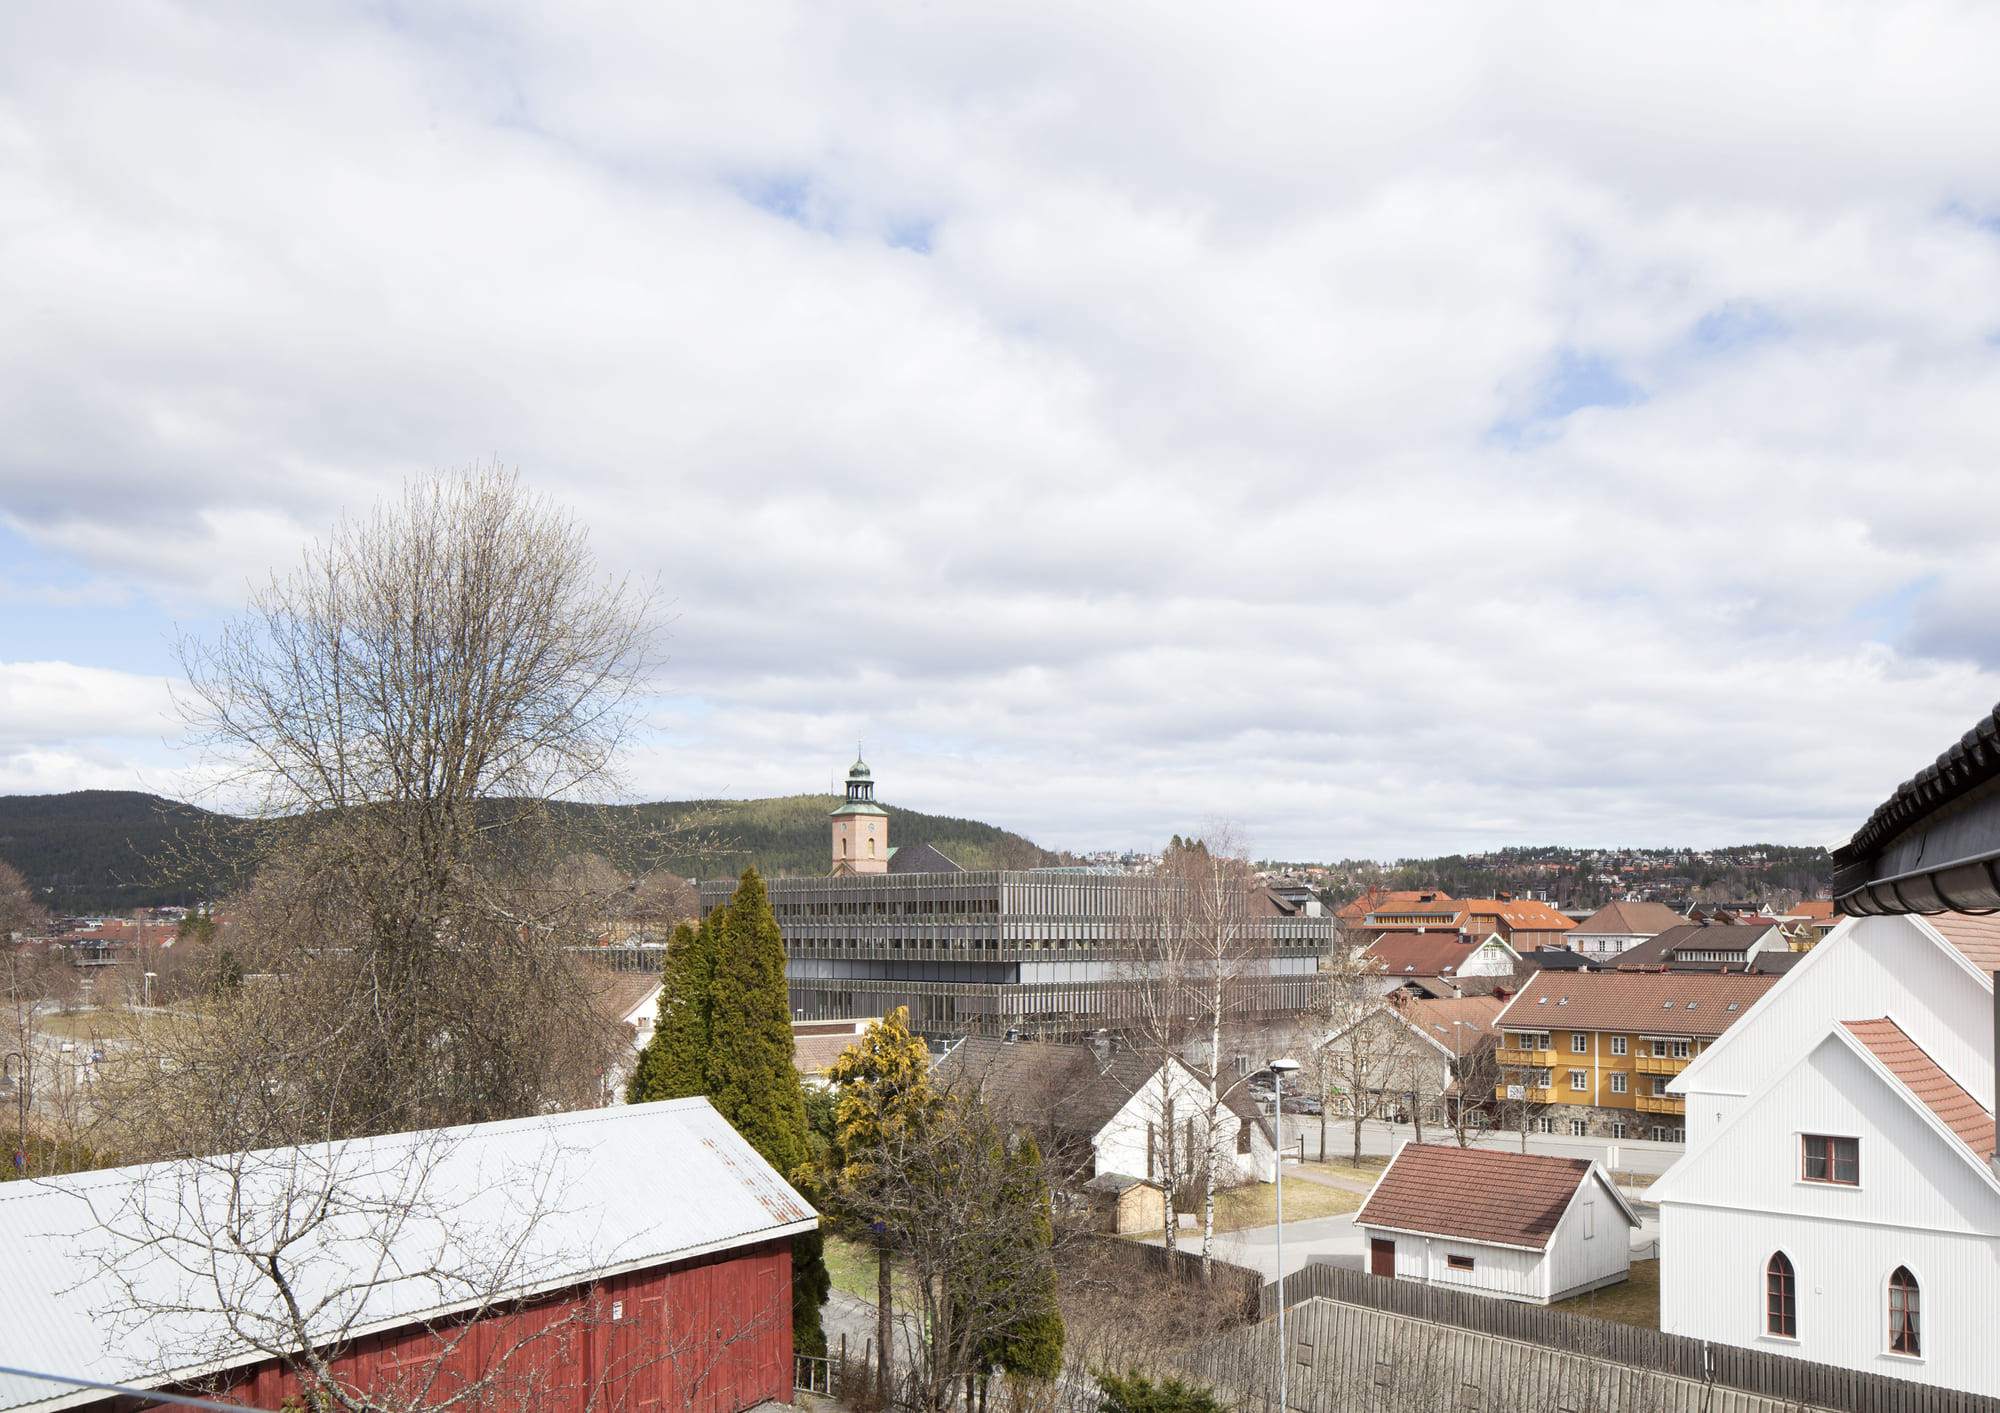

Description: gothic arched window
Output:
[1889,1267,1920,1355]
[1766,1252,1796,1338]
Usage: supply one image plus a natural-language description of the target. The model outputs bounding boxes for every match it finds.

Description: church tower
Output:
[830,752,889,875]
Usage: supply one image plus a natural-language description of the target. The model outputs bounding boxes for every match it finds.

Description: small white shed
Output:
[1354,1143,1639,1305]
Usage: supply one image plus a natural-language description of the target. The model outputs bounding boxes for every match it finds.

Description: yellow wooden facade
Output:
[1494,1023,1712,1117]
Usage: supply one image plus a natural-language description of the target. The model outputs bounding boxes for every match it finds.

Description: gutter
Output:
[1833,707,2000,916]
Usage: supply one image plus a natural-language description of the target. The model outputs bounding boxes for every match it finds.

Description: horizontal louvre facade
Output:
[701,869,1334,1039]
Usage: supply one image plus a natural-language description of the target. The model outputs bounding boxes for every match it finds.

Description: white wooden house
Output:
[1354,1142,1638,1304]
[939,1038,1278,1193]
[1648,909,2000,1394]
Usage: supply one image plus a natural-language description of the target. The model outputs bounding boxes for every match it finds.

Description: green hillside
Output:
[0,790,1057,913]
[0,791,240,912]
[600,795,1058,880]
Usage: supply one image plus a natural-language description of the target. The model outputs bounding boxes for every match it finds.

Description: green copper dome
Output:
[833,749,884,814]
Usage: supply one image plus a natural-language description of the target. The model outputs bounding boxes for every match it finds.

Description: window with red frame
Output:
[1889,1267,1920,1355]
[1801,1134,1858,1184]
[1767,1252,1796,1337]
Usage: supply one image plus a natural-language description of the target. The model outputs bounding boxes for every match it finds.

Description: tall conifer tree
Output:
[626,917,714,1104]
[989,1133,1064,1381]
[650,868,826,1354]
[705,869,811,1174]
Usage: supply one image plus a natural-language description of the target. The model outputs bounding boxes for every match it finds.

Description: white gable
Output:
[1670,913,1993,1149]
[1652,1030,2000,1224]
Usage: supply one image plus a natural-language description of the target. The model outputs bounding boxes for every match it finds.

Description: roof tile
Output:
[1923,912,2000,972]
[1495,970,1779,1038]
[1842,1018,1995,1158]
[1355,1143,1603,1249]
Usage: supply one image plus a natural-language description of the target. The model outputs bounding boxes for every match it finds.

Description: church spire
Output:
[830,751,888,874]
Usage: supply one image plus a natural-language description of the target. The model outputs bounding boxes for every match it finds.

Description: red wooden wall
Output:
[147,1238,794,1413]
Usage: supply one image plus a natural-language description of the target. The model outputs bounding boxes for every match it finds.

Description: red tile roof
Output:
[1923,912,2000,973]
[1496,969,1779,1038]
[1395,995,1506,1057]
[1842,1018,1995,1159]
[1365,932,1511,977]
[1355,1143,1603,1249]
[1338,889,1454,923]
[1570,901,1686,938]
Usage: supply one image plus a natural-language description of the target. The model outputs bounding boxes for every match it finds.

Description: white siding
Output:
[1662,1205,1999,1394]
[1359,1171,1631,1307]
[1544,1174,1632,1300]
[1359,1226,1545,1302]
[1658,1032,2000,1394]
[1092,1060,1269,1187]
[1674,914,1993,1149]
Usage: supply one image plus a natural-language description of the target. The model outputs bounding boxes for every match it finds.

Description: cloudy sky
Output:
[5,3,2000,859]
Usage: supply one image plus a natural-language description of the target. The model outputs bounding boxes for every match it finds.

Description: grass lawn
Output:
[823,1232,924,1306]
[1298,1155,1389,1185]
[32,1012,128,1043]
[823,1233,880,1302]
[1207,1176,1361,1232]
[1551,1259,1659,1329]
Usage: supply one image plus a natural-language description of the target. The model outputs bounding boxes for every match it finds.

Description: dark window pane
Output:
[1889,1267,1920,1355]
[1767,1252,1796,1337]
[1834,1138,1859,1184]
[1803,1138,1828,1181]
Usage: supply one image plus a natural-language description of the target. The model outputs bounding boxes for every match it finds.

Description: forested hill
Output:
[599,795,1059,881]
[0,790,1058,913]
[0,791,233,912]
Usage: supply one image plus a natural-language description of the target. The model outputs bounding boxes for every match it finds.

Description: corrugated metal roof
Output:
[0,1098,817,1413]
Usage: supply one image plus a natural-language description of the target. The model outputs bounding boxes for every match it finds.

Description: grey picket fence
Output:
[1260,1262,1996,1413]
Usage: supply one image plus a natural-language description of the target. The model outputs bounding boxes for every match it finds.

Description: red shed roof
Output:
[1355,1143,1630,1250]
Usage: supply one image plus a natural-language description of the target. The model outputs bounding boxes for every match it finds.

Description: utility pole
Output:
[1270,1056,1300,1413]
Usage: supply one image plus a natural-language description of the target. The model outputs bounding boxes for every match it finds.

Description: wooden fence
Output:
[568,946,669,973]
[1186,1297,1838,1413]
[1100,1235,1262,1318]
[1257,1262,1995,1413]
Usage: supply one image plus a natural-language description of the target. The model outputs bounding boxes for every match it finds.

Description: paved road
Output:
[1288,1115,1686,1185]
[1144,1200,1661,1283]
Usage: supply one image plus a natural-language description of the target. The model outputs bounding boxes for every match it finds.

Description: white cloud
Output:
[3,2,2000,856]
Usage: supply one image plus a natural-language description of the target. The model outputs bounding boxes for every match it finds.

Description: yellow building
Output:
[1493,970,1781,1141]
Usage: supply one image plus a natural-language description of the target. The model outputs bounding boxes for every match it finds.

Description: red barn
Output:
[0,1098,815,1413]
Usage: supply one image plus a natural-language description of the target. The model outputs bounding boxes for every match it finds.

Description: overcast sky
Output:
[6,3,2000,860]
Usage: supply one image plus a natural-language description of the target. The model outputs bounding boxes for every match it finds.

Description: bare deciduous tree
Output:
[146,469,665,1151]
[1114,829,1272,1281]
[830,1085,1070,1413]
[1306,936,1392,1165]
[74,1126,766,1413]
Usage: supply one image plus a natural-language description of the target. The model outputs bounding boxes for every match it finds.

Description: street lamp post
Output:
[3,1048,25,1173]
[1270,1056,1300,1413]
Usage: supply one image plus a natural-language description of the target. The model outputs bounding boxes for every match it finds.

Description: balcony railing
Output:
[1636,1093,1686,1115]
[1635,1055,1689,1075]
[1502,1049,1555,1069]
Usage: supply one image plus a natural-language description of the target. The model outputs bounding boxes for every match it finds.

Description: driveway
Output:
[1140,1201,1661,1282]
